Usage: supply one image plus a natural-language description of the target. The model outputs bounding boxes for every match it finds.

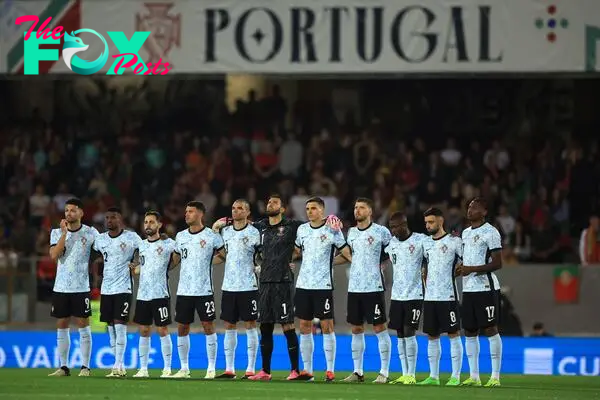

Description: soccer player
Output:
[132,211,179,378]
[293,197,351,382]
[459,197,503,387]
[384,212,427,385]
[418,207,464,386]
[48,198,99,377]
[212,199,261,379]
[245,194,303,381]
[171,201,224,379]
[343,198,393,384]
[93,207,143,377]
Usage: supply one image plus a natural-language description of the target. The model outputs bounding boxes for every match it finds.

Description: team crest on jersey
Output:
[81,237,87,246]
[278,226,285,236]
[157,246,163,255]
[473,235,480,242]
[120,242,127,251]
[242,237,249,245]
[200,239,206,248]
[409,244,415,254]
[320,234,327,242]
[367,236,374,245]
[441,244,448,253]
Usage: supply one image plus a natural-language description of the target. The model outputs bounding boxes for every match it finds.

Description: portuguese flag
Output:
[553,265,580,304]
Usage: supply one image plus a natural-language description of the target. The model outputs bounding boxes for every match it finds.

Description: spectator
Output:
[531,221,561,263]
[278,133,303,178]
[530,322,553,337]
[440,138,462,167]
[195,182,217,223]
[496,204,516,237]
[29,184,51,228]
[579,215,600,266]
[52,183,73,213]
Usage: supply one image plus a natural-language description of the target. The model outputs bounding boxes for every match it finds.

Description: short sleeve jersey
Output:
[175,227,224,296]
[93,230,143,295]
[423,234,462,301]
[347,223,392,293]
[137,238,177,301]
[295,222,347,290]
[50,225,99,293]
[221,224,261,292]
[461,223,502,292]
[384,233,427,301]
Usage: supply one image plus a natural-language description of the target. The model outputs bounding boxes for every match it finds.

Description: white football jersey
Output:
[220,224,261,292]
[461,223,502,292]
[50,225,99,293]
[347,223,392,293]
[175,227,224,296]
[137,238,177,301]
[423,234,462,301]
[295,222,347,290]
[384,233,427,301]
[93,230,142,295]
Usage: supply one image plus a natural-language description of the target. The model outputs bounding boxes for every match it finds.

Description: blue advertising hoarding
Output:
[0,332,598,376]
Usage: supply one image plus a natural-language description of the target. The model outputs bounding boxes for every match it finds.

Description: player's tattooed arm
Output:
[212,248,226,265]
[168,252,181,270]
[333,246,352,265]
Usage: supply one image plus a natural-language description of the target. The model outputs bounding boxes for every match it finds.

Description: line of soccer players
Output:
[46,194,502,387]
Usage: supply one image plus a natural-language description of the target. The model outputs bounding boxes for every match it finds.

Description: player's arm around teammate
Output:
[385,212,426,385]
[293,197,346,382]
[419,208,464,386]
[131,211,176,378]
[343,198,393,384]
[171,201,223,379]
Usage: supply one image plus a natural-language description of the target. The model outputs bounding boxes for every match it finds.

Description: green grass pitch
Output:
[0,369,599,400]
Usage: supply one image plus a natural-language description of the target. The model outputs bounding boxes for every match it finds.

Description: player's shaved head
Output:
[389,212,410,239]
[232,199,251,222]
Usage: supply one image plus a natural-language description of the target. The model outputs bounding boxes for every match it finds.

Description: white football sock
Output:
[57,328,70,368]
[323,333,336,372]
[405,335,418,376]
[450,336,463,379]
[246,327,259,374]
[160,335,172,370]
[177,335,190,370]
[206,333,217,372]
[78,326,92,368]
[300,333,314,374]
[139,336,150,370]
[376,331,391,377]
[465,336,480,380]
[114,324,128,369]
[397,337,407,375]
[488,334,503,380]
[351,333,365,375]
[428,338,441,379]
[108,325,116,355]
[224,329,237,373]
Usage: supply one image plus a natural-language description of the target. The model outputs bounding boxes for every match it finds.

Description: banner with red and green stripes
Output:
[4,0,81,74]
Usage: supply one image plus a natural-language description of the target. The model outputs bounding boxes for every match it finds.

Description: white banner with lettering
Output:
[2,0,600,73]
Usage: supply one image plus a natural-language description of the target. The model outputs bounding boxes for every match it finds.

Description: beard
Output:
[145,229,157,237]
[427,227,439,235]
[266,208,281,217]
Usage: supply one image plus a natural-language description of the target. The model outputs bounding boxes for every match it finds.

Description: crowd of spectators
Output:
[1,79,600,293]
